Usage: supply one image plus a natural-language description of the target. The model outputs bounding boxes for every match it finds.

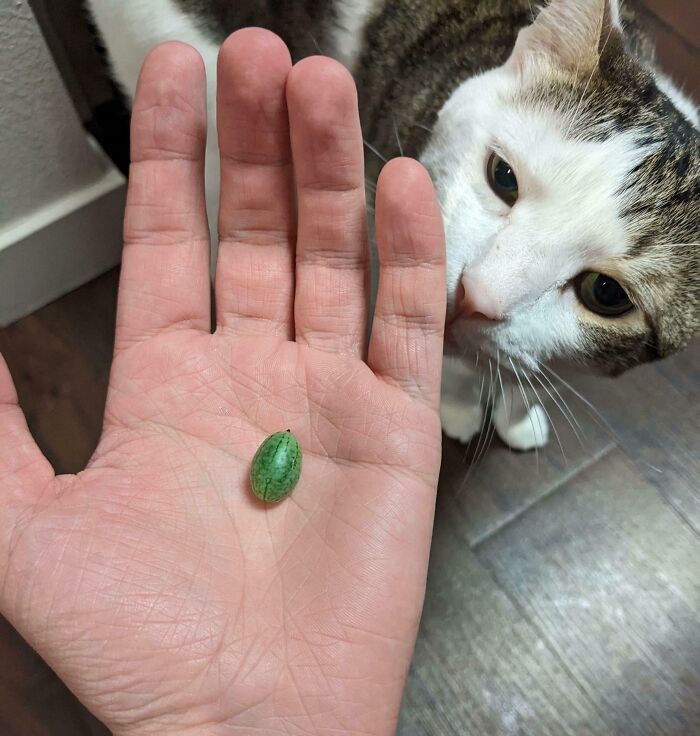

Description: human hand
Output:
[0,29,445,735]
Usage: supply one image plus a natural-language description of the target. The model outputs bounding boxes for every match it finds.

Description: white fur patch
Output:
[87,0,223,240]
[440,357,485,443]
[441,399,485,444]
[609,0,622,30]
[86,0,219,102]
[654,73,699,128]
[330,0,382,71]
[494,402,549,450]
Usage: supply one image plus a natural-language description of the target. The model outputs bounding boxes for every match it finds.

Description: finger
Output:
[368,159,446,408]
[215,30,295,338]
[116,42,210,352]
[287,57,369,355]
[0,354,54,506]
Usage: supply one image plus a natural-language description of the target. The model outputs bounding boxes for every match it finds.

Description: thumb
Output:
[0,354,54,508]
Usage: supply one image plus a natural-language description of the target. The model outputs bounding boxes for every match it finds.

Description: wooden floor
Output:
[1,272,699,735]
[1,1,698,733]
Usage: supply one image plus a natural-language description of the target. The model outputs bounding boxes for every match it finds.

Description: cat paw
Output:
[493,403,549,451]
[440,399,484,444]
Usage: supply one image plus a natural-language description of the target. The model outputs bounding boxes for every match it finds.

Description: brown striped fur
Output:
[170,0,698,374]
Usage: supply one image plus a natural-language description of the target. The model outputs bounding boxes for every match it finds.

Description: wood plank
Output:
[398,505,609,735]
[638,0,700,55]
[0,616,107,736]
[0,268,118,473]
[0,272,117,734]
[555,343,700,533]
[630,0,700,103]
[438,388,614,547]
[644,16,700,103]
[477,449,700,736]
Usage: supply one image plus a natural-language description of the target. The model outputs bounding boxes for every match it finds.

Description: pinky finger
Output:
[368,159,446,409]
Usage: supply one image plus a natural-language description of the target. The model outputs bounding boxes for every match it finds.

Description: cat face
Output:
[422,0,699,375]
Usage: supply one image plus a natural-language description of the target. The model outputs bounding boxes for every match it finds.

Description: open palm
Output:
[0,31,445,736]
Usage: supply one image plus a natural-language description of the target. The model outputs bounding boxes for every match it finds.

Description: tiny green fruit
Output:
[250,430,302,502]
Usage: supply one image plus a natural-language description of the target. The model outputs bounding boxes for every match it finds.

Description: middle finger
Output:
[287,57,369,356]
[215,29,295,338]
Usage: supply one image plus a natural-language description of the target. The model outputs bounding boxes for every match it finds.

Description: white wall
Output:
[0,1,108,224]
[0,0,126,325]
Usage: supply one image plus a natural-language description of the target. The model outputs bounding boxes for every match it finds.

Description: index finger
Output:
[116,42,211,353]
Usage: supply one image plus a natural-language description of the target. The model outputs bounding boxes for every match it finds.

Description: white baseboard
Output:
[0,160,126,327]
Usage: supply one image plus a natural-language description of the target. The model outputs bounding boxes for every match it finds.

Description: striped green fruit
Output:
[250,430,303,502]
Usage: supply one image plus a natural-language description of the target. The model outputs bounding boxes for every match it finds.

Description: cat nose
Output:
[458,274,505,322]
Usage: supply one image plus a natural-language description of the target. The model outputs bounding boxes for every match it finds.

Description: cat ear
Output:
[508,0,623,77]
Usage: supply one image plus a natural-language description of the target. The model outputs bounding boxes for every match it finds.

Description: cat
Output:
[85,0,699,451]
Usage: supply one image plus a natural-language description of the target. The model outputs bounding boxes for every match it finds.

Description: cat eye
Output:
[487,152,519,206]
[576,272,634,317]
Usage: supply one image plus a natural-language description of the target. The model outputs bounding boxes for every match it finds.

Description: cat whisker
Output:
[640,338,662,352]
[475,365,487,412]
[538,365,675,478]
[460,369,488,464]
[365,178,377,192]
[495,350,511,426]
[392,111,433,134]
[495,352,513,455]
[364,139,388,163]
[475,372,500,468]
[519,362,568,464]
[456,368,488,469]
[531,363,586,448]
[536,362,587,441]
[468,359,495,469]
[509,358,540,473]
[452,350,486,466]
[565,20,615,139]
[484,351,503,460]
[307,31,325,56]
[392,115,405,157]
[539,364,626,449]
[527,0,536,22]
[460,359,495,492]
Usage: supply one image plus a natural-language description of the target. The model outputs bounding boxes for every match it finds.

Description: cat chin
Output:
[443,329,549,376]
[443,334,507,370]
[442,338,475,362]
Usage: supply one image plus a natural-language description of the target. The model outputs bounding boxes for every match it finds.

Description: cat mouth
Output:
[445,306,465,330]
[444,315,514,365]
[445,306,506,339]
[444,319,490,357]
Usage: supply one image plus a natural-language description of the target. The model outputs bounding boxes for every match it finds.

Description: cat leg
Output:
[492,380,549,451]
[440,357,485,443]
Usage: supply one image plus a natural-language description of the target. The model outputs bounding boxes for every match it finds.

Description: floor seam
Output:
[468,441,616,549]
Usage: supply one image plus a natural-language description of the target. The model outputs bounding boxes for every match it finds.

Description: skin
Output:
[0,30,446,736]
